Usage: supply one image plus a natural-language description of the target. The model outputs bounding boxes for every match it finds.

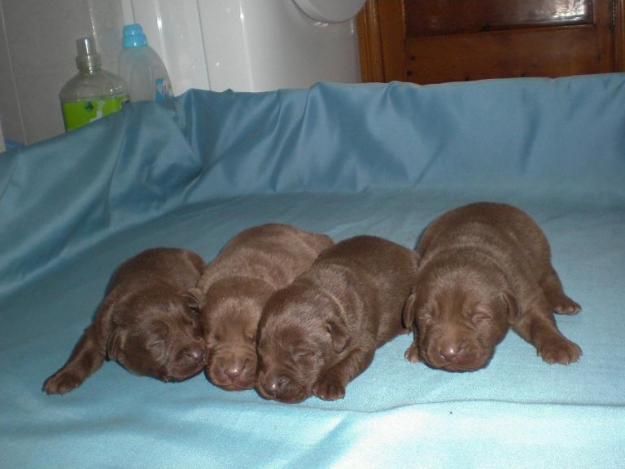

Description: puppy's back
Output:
[198,224,333,292]
[418,202,550,268]
[111,248,204,292]
[317,235,417,277]
[313,235,417,344]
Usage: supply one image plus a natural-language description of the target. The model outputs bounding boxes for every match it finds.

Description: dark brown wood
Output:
[405,0,593,36]
[357,0,625,84]
[406,26,611,84]
[377,0,407,81]
[357,0,385,82]
[616,0,625,70]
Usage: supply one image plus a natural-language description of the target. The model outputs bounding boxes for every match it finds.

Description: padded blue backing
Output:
[1,74,624,468]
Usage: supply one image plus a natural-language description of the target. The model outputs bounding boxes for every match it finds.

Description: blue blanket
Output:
[1,74,624,468]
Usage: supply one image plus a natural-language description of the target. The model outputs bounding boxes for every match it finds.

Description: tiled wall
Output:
[0,0,124,145]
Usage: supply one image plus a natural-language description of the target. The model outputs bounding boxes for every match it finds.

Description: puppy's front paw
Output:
[553,297,581,315]
[313,373,346,401]
[44,371,83,395]
[539,338,582,365]
[404,344,421,363]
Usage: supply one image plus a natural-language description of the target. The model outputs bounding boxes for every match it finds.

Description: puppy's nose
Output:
[183,346,206,363]
[438,341,467,362]
[264,375,290,397]
[223,359,250,379]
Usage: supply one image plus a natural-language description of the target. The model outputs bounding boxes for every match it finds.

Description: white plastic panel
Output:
[202,0,361,92]
[292,0,366,23]
[120,0,361,94]
[122,0,211,95]
[197,0,254,92]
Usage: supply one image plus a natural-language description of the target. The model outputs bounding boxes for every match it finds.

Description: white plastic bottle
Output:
[118,24,173,102]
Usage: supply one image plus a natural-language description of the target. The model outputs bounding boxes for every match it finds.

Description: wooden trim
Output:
[616,0,625,70]
[406,26,608,84]
[378,0,407,81]
[357,0,385,82]
[357,0,406,82]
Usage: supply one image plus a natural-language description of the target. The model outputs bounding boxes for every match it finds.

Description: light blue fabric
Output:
[1,74,624,468]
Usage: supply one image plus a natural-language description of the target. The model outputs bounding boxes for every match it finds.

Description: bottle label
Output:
[62,95,129,131]
[155,78,173,104]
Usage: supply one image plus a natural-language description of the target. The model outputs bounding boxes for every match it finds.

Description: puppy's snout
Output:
[181,345,206,364]
[438,339,468,362]
[262,373,290,397]
[223,358,250,379]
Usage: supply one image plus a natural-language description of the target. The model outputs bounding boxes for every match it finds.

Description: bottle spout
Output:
[75,36,101,72]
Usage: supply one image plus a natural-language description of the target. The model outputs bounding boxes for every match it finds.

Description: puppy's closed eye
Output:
[181,315,198,330]
[147,337,167,351]
[420,311,434,325]
[291,349,315,361]
[184,307,201,321]
[471,311,491,325]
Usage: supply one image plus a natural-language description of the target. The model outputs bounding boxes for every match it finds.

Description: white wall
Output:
[0,0,363,146]
[0,0,124,145]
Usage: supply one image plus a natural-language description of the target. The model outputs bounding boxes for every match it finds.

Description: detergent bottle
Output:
[119,23,173,103]
[60,37,129,131]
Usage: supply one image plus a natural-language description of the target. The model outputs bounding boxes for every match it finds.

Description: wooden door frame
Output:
[357,0,625,82]
[357,0,406,81]
[618,0,625,70]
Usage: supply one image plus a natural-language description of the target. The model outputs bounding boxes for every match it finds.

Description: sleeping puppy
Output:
[256,235,418,404]
[191,224,333,391]
[403,202,582,372]
[44,248,206,395]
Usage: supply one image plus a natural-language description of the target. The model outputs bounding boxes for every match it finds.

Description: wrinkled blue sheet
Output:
[1,74,624,468]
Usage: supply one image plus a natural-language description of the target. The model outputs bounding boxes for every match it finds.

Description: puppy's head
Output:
[403,268,516,372]
[107,288,206,382]
[256,283,349,404]
[198,278,273,391]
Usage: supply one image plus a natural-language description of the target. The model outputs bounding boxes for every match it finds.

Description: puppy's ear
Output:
[326,318,350,354]
[411,251,421,269]
[502,291,520,324]
[402,288,419,329]
[184,287,204,312]
[106,326,127,361]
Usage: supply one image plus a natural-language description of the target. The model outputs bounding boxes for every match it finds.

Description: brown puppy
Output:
[256,235,418,404]
[44,248,206,395]
[403,202,581,372]
[192,224,333,391]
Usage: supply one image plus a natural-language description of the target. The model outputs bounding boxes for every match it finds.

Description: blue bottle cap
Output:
[123,23,148,48]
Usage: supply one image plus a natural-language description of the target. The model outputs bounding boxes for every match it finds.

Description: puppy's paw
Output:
[553,296,581,315]
[404,344,421,363]
[538,338,582,365]
[313,374,346,401]
[44,371,83,395]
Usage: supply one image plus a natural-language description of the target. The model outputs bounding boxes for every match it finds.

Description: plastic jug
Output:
[119,24,173,102]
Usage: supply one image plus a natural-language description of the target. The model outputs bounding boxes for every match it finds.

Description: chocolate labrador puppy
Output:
[191,224,333,391]
[256,235,418,404]
[44,248,206,395]
[403,202,582,372]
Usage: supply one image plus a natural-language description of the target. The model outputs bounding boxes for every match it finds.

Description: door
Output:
[358,0,625,84]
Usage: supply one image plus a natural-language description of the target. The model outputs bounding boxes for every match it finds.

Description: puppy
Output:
[403,202,582,372]
[44,248,206,395]
[192,224,333,391]
[256,235,418,404]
